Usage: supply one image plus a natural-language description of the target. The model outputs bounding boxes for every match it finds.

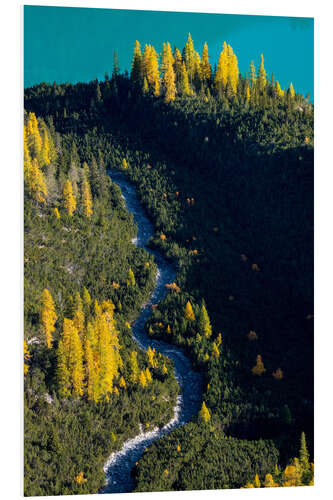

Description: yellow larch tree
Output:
[84,337,97,402]
[73,292,85,337]
[214,41,228,90]
[162,42,177,103]
[119,376,127,390]
[127,268,136,286]
[82,178,93,217]
[147,346,157,368]
[86,321,97,349]
[179,62,191,96]
[201,42,211,84]
[24,126,32,178]
[257,54,267,92]
[28,158,48,204]
[184,33,195,82]
[41,288,57,348]
[199,401,211,423]
[289,82,295,98]
[249,60,256,87]
[282,461,302,487]
[145,367,152,383]
[41,128,51,166]
[251,354,266,376]
[63,179,76,216]
[139,370,147,388]
[253,474,261,488]
[27,112,42,159]
[143,44,160,96]
[95,300,120,401]
[24,340,30,375]
[228,46,239,94]
[69,324,84,397]
[275,81,284,97]
[263,473,278,487]
[185,300,195,321]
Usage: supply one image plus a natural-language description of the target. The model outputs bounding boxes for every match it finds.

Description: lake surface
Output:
[24,6,313,99]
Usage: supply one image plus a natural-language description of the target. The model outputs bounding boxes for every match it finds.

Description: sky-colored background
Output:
[24,6,313,96]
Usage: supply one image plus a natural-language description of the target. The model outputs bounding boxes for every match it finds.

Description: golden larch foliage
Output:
[247,330,258,341]
[145,367,152,383]
[272,368,284,380]
[27,157,48,204]
[263,473,278,487]
[185,300,196,321]
[212,342,220,358]
[251,354,266,376]
[201,42,211,82]
[139,370,147,388]
[147,346,157,368]
[82,179,93,217]
[214,42,239,94]
[253,473,261,488]
[41,288,57,348]
[258,54,267,92]
[74,472,87,484]
[282,462,302,486]
[127,268,136,286]
[119,376,127,390]
[275,81,284,97]
[24,340,30,375]
[199,401,211,423]
[130,351,139,383]
[68,322,84,396]
[63,179,76,216]
[41,129,51,165]
[84,337,97,402]
[179,62,191,96]
[184,33,195,81]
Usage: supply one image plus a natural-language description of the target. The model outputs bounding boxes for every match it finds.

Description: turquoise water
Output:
[24,6,313,98]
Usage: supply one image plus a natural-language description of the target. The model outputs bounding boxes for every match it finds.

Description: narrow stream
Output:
[101,170,203,494]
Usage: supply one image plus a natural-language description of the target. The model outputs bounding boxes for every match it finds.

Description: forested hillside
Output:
[24,112,178,496]
[24,33,314,493]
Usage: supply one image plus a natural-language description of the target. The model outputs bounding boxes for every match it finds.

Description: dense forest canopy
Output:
[24,32,314,495]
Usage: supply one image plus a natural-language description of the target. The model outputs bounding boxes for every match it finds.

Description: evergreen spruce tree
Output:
[130,40,143,88]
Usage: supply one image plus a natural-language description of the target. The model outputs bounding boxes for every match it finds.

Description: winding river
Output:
[101,170,203,494]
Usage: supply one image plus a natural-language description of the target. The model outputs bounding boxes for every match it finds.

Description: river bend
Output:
[102,170,203,494]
